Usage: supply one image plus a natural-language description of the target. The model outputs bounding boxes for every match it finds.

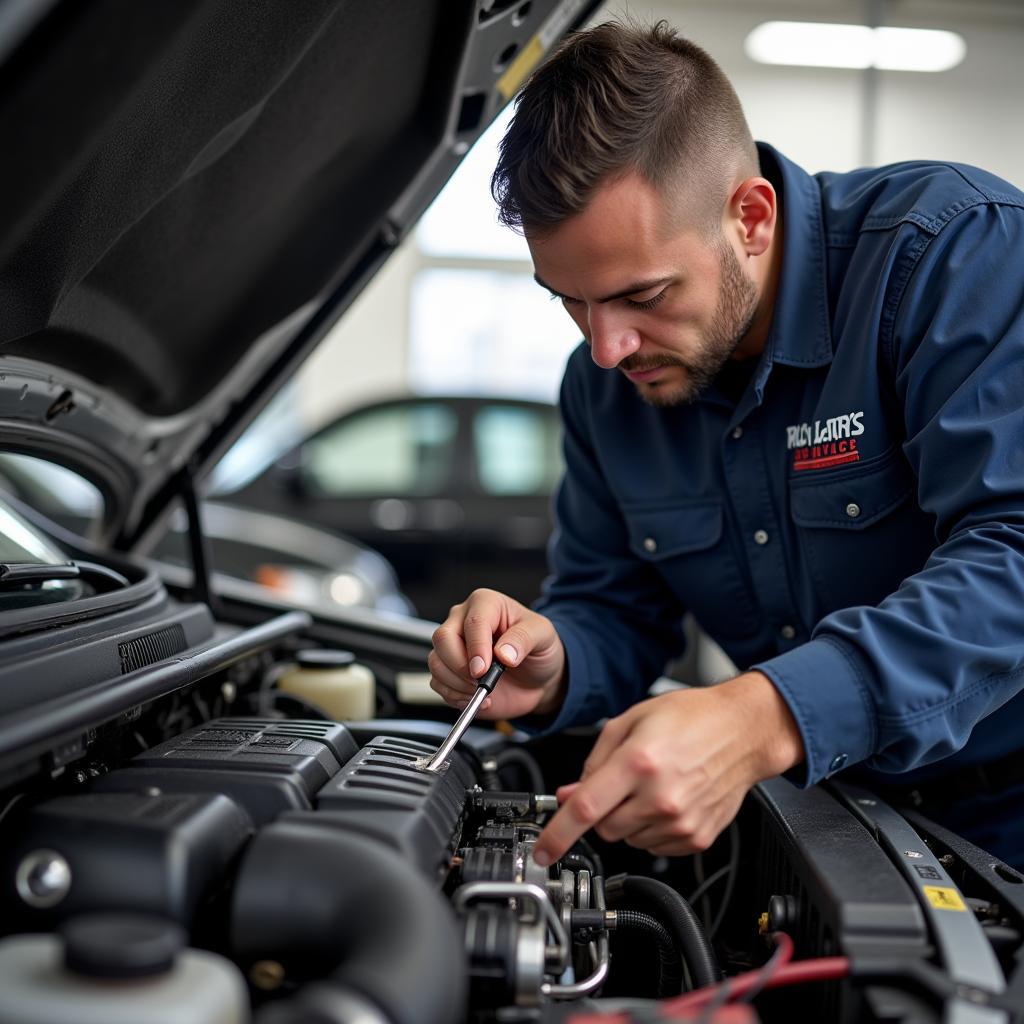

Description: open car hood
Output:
[0,0,598,550]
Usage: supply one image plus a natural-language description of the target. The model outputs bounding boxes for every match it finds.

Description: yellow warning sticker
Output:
[923,886,968,912]
[495,0,589,100]
[496,36,545,100]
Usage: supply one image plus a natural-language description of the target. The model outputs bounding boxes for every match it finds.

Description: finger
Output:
[556,782,580,803]
[492,621,534,670]
[640,838,697,857]
[429,678,473,709]
[431,614,472,677]
[589,797,653,843]
[461,591,507,677]
[427,666,475,702]
[426,650,476,699]
[624,816,720,855]
[580,709,638,779]
[532,762,634,866]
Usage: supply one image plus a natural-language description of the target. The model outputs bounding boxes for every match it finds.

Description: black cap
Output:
[295,648,356,669]
[61,914,186,979]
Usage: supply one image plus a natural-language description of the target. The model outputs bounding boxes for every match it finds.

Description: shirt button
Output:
[731,426,743,440]
[753,529,769,546]
[780,624,796,640]
[643,537,657,553]
[845,503,861,519]
[829,754,848,773]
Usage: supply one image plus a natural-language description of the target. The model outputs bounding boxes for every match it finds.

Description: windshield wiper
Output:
[0,561,129,589]
[0,562,80,585]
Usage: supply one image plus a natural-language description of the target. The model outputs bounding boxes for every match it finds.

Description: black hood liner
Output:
[0,0,467,416]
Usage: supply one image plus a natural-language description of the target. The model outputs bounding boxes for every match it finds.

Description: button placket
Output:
[722,419,794,629]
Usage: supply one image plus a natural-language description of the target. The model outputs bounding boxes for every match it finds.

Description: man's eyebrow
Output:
[533,273,674,304]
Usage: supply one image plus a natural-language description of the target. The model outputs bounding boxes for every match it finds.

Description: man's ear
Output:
[726,177,776,257]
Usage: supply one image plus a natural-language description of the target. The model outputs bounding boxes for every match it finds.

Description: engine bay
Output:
[1,590,1024,1024]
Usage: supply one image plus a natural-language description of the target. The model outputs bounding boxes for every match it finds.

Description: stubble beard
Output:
[624,242,760,409]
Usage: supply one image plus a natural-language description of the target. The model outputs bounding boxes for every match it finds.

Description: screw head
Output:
[250,960,286,991]
[16,850,71,908]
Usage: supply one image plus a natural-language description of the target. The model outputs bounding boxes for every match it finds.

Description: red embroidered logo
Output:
[786,411,864,471]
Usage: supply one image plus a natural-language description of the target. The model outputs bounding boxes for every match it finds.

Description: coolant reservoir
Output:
[0,915,249,1024]
[277,648,376,720]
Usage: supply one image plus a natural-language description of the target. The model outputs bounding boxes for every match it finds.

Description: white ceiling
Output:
[591,0,1024,182]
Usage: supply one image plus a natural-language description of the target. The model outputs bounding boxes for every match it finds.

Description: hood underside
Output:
[0,0,597,545]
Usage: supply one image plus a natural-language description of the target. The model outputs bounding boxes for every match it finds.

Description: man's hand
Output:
[531,672,804,866]
[429,589,567,721]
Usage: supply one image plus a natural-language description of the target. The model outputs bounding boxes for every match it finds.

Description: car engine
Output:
[1,593,1024,1024]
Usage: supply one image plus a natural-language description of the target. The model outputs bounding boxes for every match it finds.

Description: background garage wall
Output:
[281,0,1024,436]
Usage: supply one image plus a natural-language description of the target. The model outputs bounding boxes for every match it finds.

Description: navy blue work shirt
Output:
[532,144,1024,847]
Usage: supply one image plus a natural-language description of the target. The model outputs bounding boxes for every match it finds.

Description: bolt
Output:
[249,960,286,991]
[16,851,71,908]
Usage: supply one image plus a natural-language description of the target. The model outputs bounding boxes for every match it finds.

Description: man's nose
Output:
[588,308,641,369]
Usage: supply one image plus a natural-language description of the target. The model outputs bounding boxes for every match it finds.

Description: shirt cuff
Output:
[753,635,878,787]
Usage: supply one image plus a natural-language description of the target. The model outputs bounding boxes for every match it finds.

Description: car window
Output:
[472,405,562,496]
[303,403,458,497]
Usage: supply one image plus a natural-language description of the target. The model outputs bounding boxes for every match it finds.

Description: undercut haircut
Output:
[492,21,758,236]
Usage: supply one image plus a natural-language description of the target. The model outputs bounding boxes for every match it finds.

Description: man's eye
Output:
[558,295,583,307]
[626,291,666,312]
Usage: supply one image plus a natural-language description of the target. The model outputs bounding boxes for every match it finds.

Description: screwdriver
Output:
[416,661,505,772]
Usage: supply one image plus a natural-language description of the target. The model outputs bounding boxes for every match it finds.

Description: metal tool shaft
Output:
[424,686,489,771]
[422,661,505,772]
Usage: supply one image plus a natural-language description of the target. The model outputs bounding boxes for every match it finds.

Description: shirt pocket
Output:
[788,446,936,613]
[622,499,760,638]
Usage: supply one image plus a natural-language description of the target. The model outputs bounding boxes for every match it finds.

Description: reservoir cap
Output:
[62,914,186,979]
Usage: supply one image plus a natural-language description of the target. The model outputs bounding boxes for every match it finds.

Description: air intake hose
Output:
[606,874,721,987]
[231,818,467,1024]
[614,909,684,996]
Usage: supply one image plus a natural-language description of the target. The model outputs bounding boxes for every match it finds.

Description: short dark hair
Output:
[492,21,758,235]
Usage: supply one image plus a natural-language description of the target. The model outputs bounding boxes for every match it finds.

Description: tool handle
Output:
[477,661,505,694]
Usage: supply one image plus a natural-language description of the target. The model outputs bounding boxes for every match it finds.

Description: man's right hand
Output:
[428,589,567,721]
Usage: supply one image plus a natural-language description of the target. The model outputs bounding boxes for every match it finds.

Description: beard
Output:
[621,241,759,408]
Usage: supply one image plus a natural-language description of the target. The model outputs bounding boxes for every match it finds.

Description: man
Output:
[428,21,1024,870]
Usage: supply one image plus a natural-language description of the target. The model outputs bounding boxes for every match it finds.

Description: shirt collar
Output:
[757,143,834,370]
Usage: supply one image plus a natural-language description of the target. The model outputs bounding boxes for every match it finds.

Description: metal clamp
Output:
[452,880,570,969]
[542,875,610,999]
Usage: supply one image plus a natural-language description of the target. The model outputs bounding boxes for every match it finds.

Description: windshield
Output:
[0,497,71,564]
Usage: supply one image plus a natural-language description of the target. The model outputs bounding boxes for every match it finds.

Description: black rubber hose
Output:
[615,909,684,996]
[607,874,721,987]
[231,818,467,1024]
[494,747,546,792]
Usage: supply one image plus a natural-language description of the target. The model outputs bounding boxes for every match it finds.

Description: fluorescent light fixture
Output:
[745,22,966,73]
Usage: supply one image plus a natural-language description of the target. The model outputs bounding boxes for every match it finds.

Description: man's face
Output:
[527,171,761,407]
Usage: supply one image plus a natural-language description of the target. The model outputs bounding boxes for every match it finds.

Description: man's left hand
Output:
[531,672,804,866]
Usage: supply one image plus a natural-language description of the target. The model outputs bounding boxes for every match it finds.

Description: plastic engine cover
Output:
[313,735,477,881]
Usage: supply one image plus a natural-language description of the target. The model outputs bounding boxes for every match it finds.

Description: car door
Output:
[285,399,464,617]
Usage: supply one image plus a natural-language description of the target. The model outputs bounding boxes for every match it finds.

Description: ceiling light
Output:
[745,22,966,73]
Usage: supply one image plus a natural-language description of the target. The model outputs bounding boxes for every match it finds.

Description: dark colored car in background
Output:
[224,394,562,620]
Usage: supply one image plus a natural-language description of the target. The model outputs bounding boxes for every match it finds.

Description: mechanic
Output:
[428,21,1024,870]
